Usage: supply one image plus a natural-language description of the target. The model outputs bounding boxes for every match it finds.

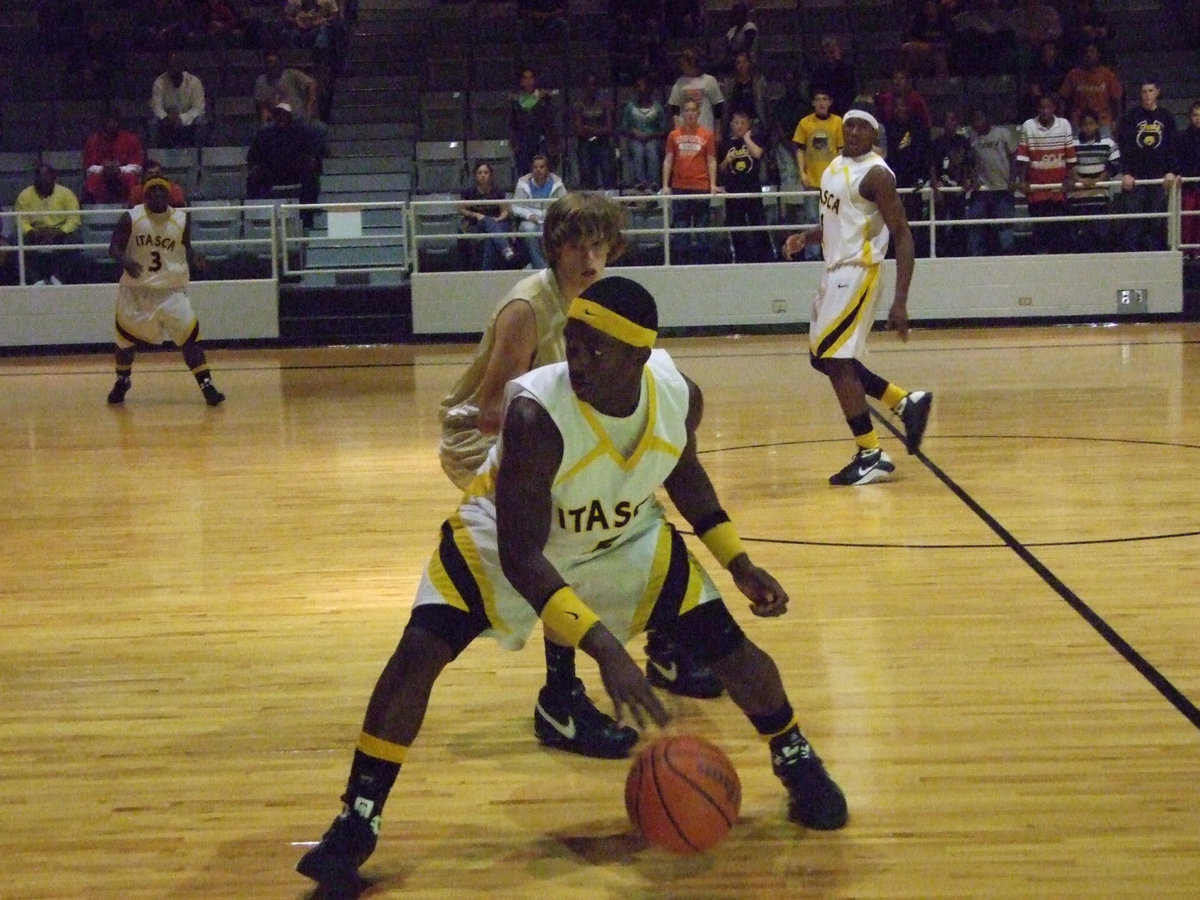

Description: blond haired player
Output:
[106,176,224,406]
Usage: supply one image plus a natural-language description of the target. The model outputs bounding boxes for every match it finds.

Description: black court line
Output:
[869,408,1200,733]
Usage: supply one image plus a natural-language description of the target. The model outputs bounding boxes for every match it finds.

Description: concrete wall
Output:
[0,280,280,347]
[412,252,1184,335]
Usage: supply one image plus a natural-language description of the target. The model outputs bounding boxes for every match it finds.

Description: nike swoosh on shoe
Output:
[535,704,577,739]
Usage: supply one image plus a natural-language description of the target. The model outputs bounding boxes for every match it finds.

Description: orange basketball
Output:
[624,735,741,854]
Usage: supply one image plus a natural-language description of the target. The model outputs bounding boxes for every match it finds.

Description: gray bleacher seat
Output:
[464,139,514,190]
[154,147,200,200]
[0,101,52,152]
[411,194,463,272]
[321,171,413,204]
[78,204,125,282]
[187,200,242,270]
[415,141,466,194]
[0,150,36,205]
[423,45,471,93]
[468,91,512,141]
[198,146,247,201]
[419,91,468,141]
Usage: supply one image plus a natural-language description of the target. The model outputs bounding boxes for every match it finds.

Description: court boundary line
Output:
[871,408,1200,732]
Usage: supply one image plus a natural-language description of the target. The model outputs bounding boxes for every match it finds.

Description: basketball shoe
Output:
[296,800,379,888]
[772,732,848,830]
[201,381,225,406]
[645,635,724,699]
[107,377,131,404]
[895,390,933,454]
[534,678,639,759]
[829,447,894,485]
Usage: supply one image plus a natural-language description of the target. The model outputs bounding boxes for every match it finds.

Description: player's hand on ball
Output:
[729,557,789,617]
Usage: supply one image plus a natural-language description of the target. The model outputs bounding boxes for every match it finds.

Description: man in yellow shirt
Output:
[792,90,843,260]
[14,164,81,286]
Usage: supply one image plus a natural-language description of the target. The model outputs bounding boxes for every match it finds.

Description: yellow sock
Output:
[855,430,880,451]
[882,384,907,409]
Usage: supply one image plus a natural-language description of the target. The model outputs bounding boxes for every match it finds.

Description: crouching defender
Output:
[106,175,224,406]
[297,275,848,891]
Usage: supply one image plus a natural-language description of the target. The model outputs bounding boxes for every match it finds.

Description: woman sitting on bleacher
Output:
[458,162,517,271]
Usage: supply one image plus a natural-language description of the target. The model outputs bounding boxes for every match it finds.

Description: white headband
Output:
[843,109,880,131]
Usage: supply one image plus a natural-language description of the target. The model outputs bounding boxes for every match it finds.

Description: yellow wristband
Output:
[700,520,746,569]
[539,586,602,647]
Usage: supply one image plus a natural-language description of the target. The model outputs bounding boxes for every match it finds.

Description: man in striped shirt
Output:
[1016,95,1077,253]
[1069,111,1120,251]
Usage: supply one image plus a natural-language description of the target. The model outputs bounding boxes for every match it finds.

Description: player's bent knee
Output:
[407,604,484,660]
[673,601,745,665]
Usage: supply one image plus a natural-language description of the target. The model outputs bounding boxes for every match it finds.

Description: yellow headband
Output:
[143,177,171,192]
[567,297,657,348]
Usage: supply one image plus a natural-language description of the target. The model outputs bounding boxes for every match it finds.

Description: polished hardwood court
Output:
[2,322,1199,899]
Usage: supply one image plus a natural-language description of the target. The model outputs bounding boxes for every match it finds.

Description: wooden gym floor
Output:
[1,322,1198,899]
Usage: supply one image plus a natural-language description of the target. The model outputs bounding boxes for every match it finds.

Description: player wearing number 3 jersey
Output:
[106,176,224,406]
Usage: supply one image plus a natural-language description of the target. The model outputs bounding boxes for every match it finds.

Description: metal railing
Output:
[3,178,1197,285]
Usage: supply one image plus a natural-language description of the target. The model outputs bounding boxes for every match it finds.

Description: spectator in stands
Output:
[930,108,975,256]
[82,111,145,205]
[1009,0,1062,75]
[662,97,720,265]
[459,162,516,271]
[807,35,857,117]
[1177,101,1200,259]
[960,110,1017,256]
[1069,110,1119,252]
[1116,79,1178,253]
[254,49,327,155]
[949,0,1016,77]
[720,110,771,263]
[900,0,954,78]
[620,75,669,191]
[570,74,617,190]
[1024,39,1070,122]
[14,164,81,286]
[966,106,1018,255]
[246,102,321,228]
[722,51,770,144]
[883,96,933,256]
[131,0,190,52]
[510,67,560,180]
[1016,94,1076,254]
[512,155,567,270]
[282,0,343,71]
[149,51,208,148]
[610,4,669,87]
[717,1,758,75]
[127,159,187,208]
[1060,0,1112,64]
[1058,42,1121,138]
[875,68,933,130]
[792,89,843,260]
[667,48,725,141]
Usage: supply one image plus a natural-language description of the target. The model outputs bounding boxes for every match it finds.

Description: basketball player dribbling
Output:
[296,276,847,892]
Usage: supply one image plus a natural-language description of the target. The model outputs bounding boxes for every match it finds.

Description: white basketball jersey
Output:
[120,205,189,290]
[483,348,690,566]
[819,151,893,269]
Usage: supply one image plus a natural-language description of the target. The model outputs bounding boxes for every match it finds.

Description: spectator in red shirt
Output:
[1016,94,1077,253]
[874,68,932,130]
[82,111,145,205]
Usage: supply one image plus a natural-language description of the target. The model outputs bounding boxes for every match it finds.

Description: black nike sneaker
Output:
[296,801,379,889]
[534,678,638,759]
[772,732,848,830]
[644,637,724,699]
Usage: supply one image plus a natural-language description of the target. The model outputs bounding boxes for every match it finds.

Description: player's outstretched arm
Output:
[496,396,668,729]
[664,377,789,618]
